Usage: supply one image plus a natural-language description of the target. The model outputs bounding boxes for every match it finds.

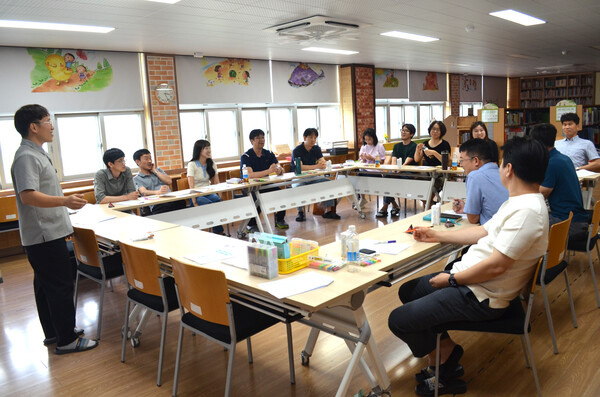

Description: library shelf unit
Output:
[443,115,477,147]
[517,73,595,108]
[582,105,600,147]
[505,108,550,140]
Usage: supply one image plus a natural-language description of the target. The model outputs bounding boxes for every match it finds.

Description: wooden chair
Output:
[432,257,545,397]
[81,190,96,204]
[72,226,124,339]
[176,176,190,191]
[567,200,600,308]
[538,213,575,354]
[120,242,179,387]
[171,257,297,397]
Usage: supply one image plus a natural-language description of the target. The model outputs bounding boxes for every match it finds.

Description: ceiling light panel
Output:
[380,31,439,42]
[302,47,358,55]
[489,10,546,26]
[0,20,114,33]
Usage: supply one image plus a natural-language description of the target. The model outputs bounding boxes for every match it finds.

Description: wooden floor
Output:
[2,196,600,396]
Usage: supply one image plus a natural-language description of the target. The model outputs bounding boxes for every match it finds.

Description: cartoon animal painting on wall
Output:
[375,68,400,88]
[28,48,113,92]
[288,63,325,87]
[203,58,251,86]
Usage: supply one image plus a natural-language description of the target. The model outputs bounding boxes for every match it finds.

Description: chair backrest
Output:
[171,257,230,326]
[81,191,96,205]
[177,177,190,191]
[0,195,18,223]
[589,200,600,237]
[148,196,262,231]
[347,175,433,201]
[440,180,467,203]
[120,242,162,297]
[545,213,572,271]
[72,226,102,267]
[528,257,545,296]
[257,178,356,215]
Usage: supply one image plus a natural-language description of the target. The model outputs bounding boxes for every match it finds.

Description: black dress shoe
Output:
[296,212,306,222]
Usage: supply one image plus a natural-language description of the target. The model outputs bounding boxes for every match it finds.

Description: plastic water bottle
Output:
[345,225,360,272]
[375,157,380,168]
[242,164,249,182]
[432,203,441,226]
[451,148,459,170]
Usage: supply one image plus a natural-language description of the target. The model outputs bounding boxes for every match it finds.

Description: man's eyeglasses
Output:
[35,120,53,126]
[459,157,476,164]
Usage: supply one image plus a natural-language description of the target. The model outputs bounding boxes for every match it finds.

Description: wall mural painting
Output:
[203,58,251,87]
[288,63,325,87]
[375,68,399,88]
[28,48,113,92]
[422,72,439,91]
[462,76,478,92]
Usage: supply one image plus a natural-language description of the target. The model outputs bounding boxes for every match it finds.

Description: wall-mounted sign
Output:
[555,99,577,121]
[481,103,499,123]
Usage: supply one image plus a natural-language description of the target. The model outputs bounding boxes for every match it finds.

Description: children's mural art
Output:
[288,63,325,87]
[28,48,113,92]
[375,68,399,88]
[203,58,251,87]
[423,72,439,91]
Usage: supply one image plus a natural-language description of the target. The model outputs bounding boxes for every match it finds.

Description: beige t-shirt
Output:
[452,193,549,308]
[187,161,218,188]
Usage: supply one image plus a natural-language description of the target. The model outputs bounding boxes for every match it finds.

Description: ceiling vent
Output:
[266,15,361,43]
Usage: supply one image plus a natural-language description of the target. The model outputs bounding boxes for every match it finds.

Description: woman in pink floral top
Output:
[359,128,386,164]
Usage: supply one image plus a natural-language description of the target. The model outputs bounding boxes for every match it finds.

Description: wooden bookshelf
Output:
[476,108,505,151]
[504,108,549,139]
[582,105,600,147]
[517,72,595,108]
[443,115,476,147]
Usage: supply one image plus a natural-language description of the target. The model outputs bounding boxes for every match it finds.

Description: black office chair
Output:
[430,257,544,397]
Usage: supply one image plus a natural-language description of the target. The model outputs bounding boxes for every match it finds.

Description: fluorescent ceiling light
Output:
[302,47,358,55]
[145,0,181,3]
[380,31,439,42]
[489,9,546,26]
[443,62,471,67]
[0,20,114,33]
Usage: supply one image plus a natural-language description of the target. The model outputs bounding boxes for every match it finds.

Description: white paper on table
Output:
[359,239,411,255]
[69,204,116,225]
[185,244,248,269]
[576,169,598,178]
[162,189,193,197]
[102,216,175,233]
[113,199,144,206]
[259,272,334,299]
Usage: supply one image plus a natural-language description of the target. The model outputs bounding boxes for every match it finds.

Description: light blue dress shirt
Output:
[464,162,509,225]
[555,136,599,168]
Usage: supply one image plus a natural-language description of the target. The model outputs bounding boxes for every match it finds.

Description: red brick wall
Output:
[146,55,183,170]
[353,65,375,151]
[449,74,460,116]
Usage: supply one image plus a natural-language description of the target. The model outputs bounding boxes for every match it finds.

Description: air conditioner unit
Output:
[266,15,360,43]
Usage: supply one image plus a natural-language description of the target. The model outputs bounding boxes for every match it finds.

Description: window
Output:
[206,110,238,159]
[55,115,104,178]
[375,106,387,140]
[103,113,144,167]
[418,104,445,137]
[241,109,268,152]
[404,105,418,130]
[297,107,317,143]
[0,119,22,187]
[179,111,206,161]
[460,102,483,117]
[389,107,404,140]
[318,107,342,144]
[268,108,294,150]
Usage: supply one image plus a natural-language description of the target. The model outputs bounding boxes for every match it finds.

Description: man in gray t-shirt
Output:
[94,148,139,204]
[11,104,97,354]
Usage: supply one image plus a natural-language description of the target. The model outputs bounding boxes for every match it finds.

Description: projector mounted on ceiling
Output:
[266,15,361,43]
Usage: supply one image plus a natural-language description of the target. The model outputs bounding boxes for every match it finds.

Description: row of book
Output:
[583,106,600,126]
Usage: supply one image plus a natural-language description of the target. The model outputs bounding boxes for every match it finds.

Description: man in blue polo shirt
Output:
[240,129,288,230]
[555,113,600,172]
[453,139,508,224]
[531,123,589,235]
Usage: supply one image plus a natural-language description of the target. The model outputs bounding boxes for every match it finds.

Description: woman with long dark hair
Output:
[469,121,499,164]
[187,139,224,233]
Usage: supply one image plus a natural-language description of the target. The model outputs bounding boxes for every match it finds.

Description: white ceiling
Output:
[1,0,600,77]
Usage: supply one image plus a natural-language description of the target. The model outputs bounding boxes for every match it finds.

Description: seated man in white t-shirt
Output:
[388,137,549,396]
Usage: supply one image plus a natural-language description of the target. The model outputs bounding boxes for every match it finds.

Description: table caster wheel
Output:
[131,331,141,347]
[301,351,310,366]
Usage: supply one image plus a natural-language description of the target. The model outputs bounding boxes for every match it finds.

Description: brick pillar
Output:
[146,55,183,170]
[340,64,375,155]
[449,74,460,116]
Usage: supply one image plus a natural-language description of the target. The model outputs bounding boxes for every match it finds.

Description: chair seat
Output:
[432,297,527,335]
[127,276,179,312]
[78,253,124,280]
[567,234,597,251]
[0,220,19,232]
[537,260,568,285]
[182,299,281,344]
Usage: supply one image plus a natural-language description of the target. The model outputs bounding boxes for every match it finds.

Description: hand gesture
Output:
[268,163,279,174]
[452,199,465,213]
[317,158,327,168]
[158,185,169,194]
[429,273,450,288]
[64,194,87,210]
[126,191,140,200]
[413,227,438,242]
[417,143,424,152]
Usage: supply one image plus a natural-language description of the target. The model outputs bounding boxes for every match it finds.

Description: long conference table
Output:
[70,192,472,396]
